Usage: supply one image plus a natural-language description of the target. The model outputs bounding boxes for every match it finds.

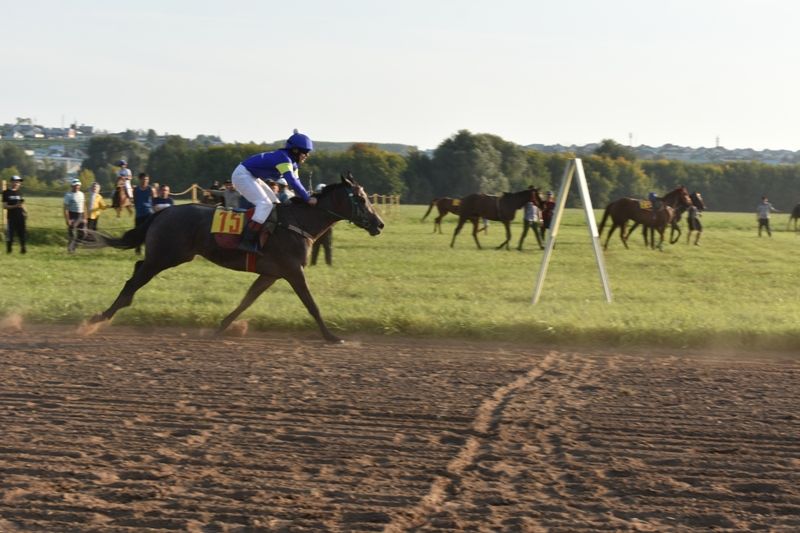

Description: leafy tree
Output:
[82,136,148,190]
[594,138,637,162]
[0,144,36,176]
[37,160,67,185]
[146,135,198,190]
[400,149,434,203]
[430,130,508,197]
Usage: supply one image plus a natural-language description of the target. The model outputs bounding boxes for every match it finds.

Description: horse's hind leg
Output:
[450,218,468,248]
[91,260,162,323]
[470,218,483,249]
[216,274,278,335]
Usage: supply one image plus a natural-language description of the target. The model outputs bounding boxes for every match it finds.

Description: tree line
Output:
[1,133,798,212]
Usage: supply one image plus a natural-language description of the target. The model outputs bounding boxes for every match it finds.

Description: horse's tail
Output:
[421,199,437,221]
[597,205,611,237]
[94,212,161,250]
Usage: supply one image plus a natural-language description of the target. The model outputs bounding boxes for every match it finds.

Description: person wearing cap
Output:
[3,175,27,254]
[230,129,317,254]
[207,179,242,209]
[540,190,556,241]
[64,179,87,253]
[86,182,108,232]
[277,177,295,204]
[310,183,333,266]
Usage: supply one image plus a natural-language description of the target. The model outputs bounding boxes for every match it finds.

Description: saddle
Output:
[638,200,653,210]
[211,207,278,250]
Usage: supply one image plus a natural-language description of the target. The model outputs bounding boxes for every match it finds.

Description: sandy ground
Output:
[0,324,798,532]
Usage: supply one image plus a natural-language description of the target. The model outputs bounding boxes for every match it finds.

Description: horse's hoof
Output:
[324,336,345,344]
[89,313,106,324]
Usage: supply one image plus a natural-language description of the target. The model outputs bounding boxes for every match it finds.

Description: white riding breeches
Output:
[231,164,279,224]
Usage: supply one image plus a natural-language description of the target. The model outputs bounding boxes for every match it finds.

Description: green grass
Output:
[3,197,799,351]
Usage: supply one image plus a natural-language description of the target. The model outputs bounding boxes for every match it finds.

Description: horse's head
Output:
[691,192,706,211]
[316,172,385,236]
[528,186,543,208]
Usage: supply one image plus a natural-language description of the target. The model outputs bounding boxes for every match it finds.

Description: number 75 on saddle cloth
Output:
[211,208,245,235]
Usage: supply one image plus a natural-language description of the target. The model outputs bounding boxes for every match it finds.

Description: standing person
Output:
[63,178,86,253]
[152,184,175,212]
[687,197,703,246]
[133,173,156,254]
[310,184,333,266]
[230,130,317,254]
[206,179,242,208]
[86,182,107,232]
[3,175,27,254]
[540,191,556,241]
[517,197,543,251]
[757,195,778,237]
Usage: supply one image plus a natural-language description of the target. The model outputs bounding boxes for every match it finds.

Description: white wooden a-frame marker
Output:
[532,158,612,304]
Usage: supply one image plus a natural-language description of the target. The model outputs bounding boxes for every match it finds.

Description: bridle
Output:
[319,184,374,230]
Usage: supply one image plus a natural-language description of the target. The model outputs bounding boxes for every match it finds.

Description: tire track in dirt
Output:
[385,352,559,531]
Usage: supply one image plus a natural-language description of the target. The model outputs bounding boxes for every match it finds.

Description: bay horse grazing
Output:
[87,174,384,343]
[788,203,800,231]
[450,187,543,250]
[421,197,460,233]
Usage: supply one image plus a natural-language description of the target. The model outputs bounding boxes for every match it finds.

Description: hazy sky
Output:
[3,0,798,151]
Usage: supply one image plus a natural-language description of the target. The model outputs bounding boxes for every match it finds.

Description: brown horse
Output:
[111,178,133,217]
[87,174,384,343]
[421,197,460,233]
[450,187,543,250]
[788,203,800,231]
[619,187,693,249]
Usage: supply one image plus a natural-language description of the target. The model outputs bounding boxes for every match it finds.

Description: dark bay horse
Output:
[450,187,542,250]
[421,197,460,233]
[614,187,693,249]
[88,174,384,342]
[788,203,800,231]
[686,192,706,244]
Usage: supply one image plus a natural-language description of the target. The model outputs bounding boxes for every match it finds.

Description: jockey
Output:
[231,130,317,254]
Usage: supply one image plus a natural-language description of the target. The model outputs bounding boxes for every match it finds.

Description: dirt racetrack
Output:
[0,324,798,532]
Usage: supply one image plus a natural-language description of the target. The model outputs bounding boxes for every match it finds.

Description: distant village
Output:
[4,117,800,184]
[1,117,223,180]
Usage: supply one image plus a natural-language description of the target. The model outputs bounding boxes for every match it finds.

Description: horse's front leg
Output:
[216,274,277,335]
[450,217,467,248]
[496,221,511,250]
[284,269,343,343]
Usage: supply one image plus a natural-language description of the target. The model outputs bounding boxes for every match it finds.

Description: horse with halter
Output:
[685,191,706,244]
[450,187,543,250]
[421,197,460,233]
[598,186,692,250]
[788,203,800,232]
[626,186,694,247]
[87,173,384,342]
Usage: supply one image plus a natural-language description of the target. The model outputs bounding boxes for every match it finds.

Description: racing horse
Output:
[111,177,134,217]
[87,173,384,342]
[616,187,693,249]
[788,203,800,232]
[450,187,543,250]
[421,197,460,233]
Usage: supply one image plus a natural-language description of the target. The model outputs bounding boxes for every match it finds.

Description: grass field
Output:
[2,196,799,351]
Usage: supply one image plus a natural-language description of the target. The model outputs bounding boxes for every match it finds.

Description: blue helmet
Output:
[285,129,313,152]
[116,159,127,166]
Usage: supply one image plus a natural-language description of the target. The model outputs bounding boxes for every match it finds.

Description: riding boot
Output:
[238,221,263,255]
